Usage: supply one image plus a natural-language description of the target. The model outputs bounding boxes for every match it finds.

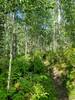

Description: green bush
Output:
[11,55,31,82]
[0,57,8,89]
[12,91,25,100]
[33,50,43,58]
[66,69,75,90]
[69,88,75,100]
[0,57,9,70]
[0,89,7,100]
[31,74,57,100]
[64,48,75,65]
[31,83,48,100]
[0,74,7,88]
[9,73,57,100]
[45,51,57,65]
[4,53,57,100]
[64,48,75,99]
[20,78,33,93]
[32,56,44,73]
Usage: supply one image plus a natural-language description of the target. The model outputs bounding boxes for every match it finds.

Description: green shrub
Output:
[0,89,7,100]
[12,91,25,100]
[7,53,57,100]
[0,57,8,89]
[32,56,44,73]
[69,88,75,100]
[0,74,7,88]
[33,50,43,58]
[0,57,9,70]
[45,51,57,65]
[11,55,31,82]
[66,69,75,90]
[64,48,75,99]
[30,83,48,100]
[20,78,33,93]
[31,74,57,100]
[64,48,75,65]
[10,73,57,100]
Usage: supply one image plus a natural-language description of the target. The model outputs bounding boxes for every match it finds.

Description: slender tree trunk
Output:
[12,33,17,58]
[25,38,27,55]
[52,18,57,52]
[52,0,61,52]
[12,12,17,58]
[7,12,16,90]
[24,26,28,55]
[7,35,13,91]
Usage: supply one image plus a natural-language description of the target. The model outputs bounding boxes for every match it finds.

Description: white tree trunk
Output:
[7,40,12,90]
[7,12,14,91]
[24,26,28,55]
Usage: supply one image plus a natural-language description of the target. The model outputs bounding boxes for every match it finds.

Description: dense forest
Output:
[0,0,75,100]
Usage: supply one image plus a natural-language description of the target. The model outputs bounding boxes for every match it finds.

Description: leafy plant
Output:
[32,56,44,73]
[11,55,31,82]
[0,89,7,100]
[30,83,48,100]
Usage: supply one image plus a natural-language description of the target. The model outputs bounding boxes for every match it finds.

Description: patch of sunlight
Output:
[40,75,48,80]
[30,83,48,100]
[60,63,67,68]
[73,48,75,52]
[44,60,50,66]
[69,88,75,100]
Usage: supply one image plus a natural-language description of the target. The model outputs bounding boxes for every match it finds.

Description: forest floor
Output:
[50,67,69,100]
[53,77,68,100]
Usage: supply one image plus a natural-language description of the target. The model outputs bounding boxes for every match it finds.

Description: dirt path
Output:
[53,77,68,100]
[50,67,69,100]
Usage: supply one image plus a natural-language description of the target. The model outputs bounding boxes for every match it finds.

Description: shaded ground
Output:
[50,67,69,100]
[53,76,68,100]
